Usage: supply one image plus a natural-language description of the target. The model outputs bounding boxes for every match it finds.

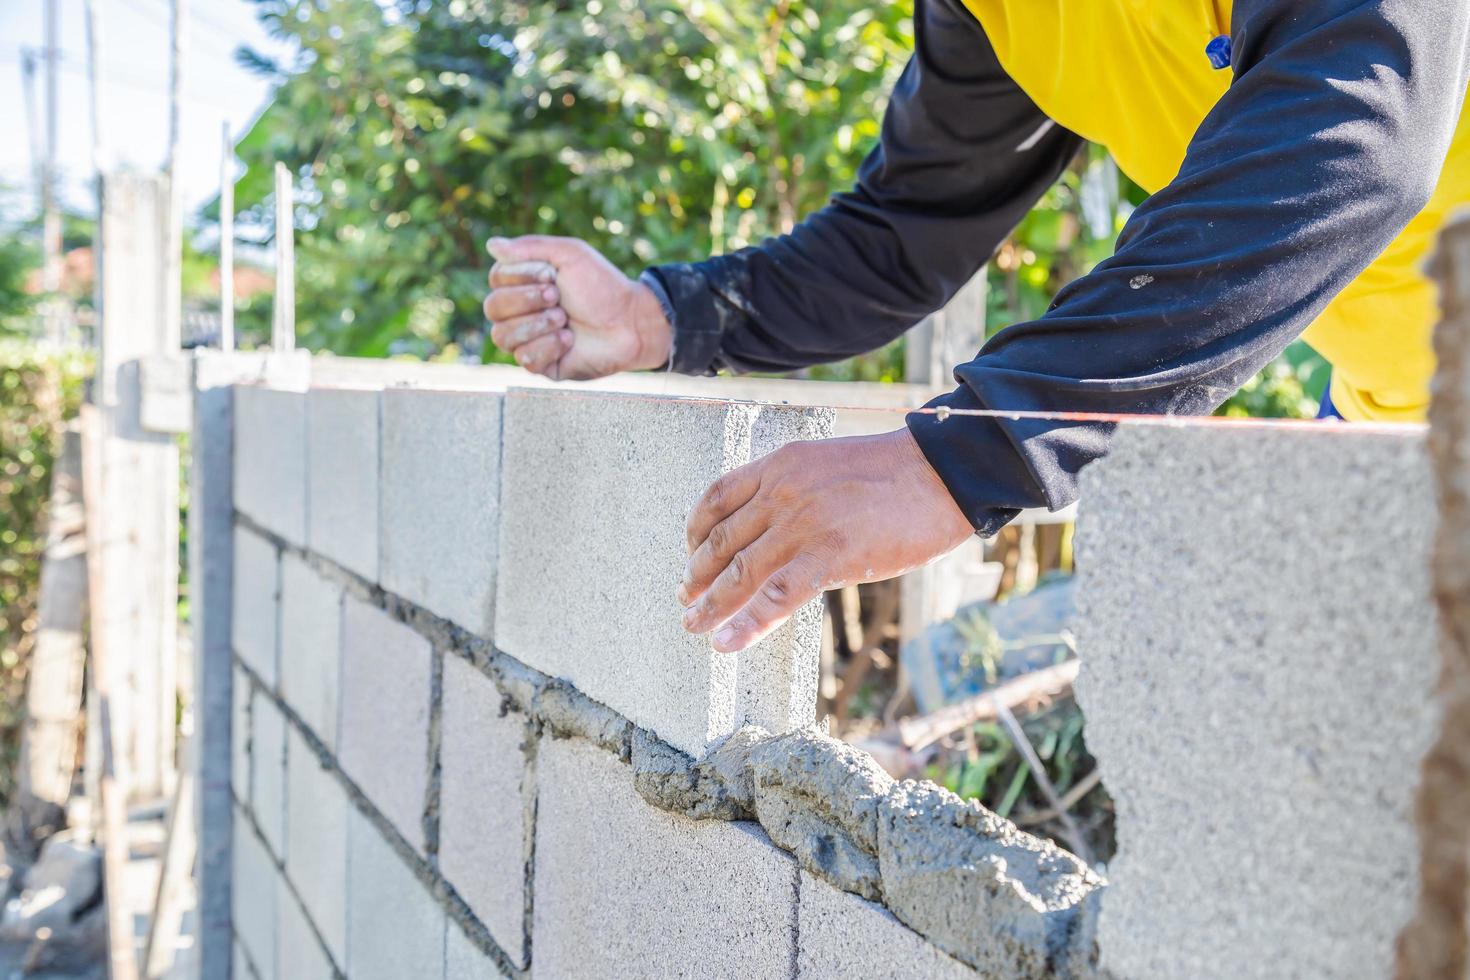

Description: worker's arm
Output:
[644,0,1083,373]
[679,0,1470,654]
[902,0,1470,534]
[482,0,1082,379]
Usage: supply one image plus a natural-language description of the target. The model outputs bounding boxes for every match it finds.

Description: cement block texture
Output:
[307,387,380,581]
[285,725,348,967]
[232,666,251,804]
[797,871,976,979]
[497,390,833,755]
[233,814,278,978]
[235,385,307,546]
[346,807,446,980]
[446,919,507,980]
[277,878,336,979]
[339,595,432,850]
[232,527,279,686]
[1074,425,1437,980]
[278,554,342,749]
[438,655,528,966]
[533,736,798,978]
[251,693,287,860]
[380,388,502,636]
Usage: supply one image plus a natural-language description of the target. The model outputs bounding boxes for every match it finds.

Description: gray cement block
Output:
[232,665,251,804]
[232,813,278,977]
[232,527,279,687]
[1073,424,1437,980]
[251,693,287,860]
[496,390,832,756]
[346,807,446,980]
[284,725,348,967]
[797,871,976,979]
[446,919,507,980]
[276,877,335,979]
[533,736,798,978]
[339,595,432,850]
[278,554,342,749]
[235,386,307,546]
[380,388,502,636]
[307,387,380,582]
[438,656,528,966]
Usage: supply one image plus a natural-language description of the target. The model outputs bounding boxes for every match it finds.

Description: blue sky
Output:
[0,0,292,221]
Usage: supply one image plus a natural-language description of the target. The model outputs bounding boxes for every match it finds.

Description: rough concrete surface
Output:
[446,917,508,980]
[877,780,1102,977]
[380,388,503,637]
[749,728,895,900]
[232,665,251,804]
[533,736,799,978]
[232,814,278,977]
[496,390,828,756]
[736,408,834,733]
[284,725,348,968]
[339,595,432,850]
[232,527,279,686]
[250,693,287,860]
[346,807,446,980]
[797,871,977,979]
[278,553,342,750]
[276,877,335,979]
[438,655,529,967]
[307,386,380,582]
[1074,424,1437,980]
[234,385,308,546]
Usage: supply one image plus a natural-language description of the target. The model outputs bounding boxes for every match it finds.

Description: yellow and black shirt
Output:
[648,0,1470,532]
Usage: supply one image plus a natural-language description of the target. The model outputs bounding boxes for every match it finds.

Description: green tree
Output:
[229,0,912,358]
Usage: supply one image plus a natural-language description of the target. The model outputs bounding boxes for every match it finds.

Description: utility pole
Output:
[42,0,62,320]
[84,0,105,176]
[219,123,234,351]
[163,0,188,350]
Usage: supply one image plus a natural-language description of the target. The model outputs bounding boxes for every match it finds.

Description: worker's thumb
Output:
[486,234,582,266]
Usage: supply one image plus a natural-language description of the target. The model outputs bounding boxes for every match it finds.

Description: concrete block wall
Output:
[214,358,1445,979]
[220,371,1100,979]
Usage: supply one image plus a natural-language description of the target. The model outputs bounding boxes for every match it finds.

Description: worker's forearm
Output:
[909,0,1470,533]
[646,0,1082,376]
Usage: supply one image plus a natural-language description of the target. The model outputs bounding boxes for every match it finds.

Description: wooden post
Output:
[900,271,992,665]
[271,162,295,351]
[95,172,179,803]
[1396,216,1470,978]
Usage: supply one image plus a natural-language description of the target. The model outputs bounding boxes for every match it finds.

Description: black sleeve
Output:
[644,0,1084,375]
[907,0,1470,534]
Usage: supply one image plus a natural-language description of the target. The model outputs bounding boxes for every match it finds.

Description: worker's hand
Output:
[678,428,974,653]
[484,235,673,380]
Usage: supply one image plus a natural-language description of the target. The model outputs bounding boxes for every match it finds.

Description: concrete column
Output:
[95,171,178,803]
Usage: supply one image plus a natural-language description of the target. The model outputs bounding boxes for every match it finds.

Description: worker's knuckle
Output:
[727,549,752,586]
[761,570,796,605]
[707,521,733,558]
[704,477,729,513]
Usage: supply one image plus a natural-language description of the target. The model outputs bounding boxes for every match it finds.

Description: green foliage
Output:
[0,343,90,806]
[229,0,912,358]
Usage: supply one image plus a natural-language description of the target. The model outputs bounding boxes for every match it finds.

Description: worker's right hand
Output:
[484,236,674,380]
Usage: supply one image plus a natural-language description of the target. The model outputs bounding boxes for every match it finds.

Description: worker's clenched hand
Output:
[484,235,673,380]
[678,428,974,653]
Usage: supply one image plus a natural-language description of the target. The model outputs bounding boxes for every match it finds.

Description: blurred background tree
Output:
[223,0,1324,413]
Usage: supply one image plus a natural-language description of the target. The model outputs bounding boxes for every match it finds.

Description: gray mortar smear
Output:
[747,729,894,902]
[238,519,1106,978]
